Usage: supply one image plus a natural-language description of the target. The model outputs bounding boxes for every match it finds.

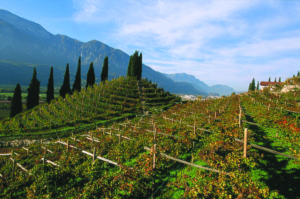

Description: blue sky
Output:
[1,0,300,91]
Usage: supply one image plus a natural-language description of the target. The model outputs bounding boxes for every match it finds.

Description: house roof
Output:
[260,81,284,86]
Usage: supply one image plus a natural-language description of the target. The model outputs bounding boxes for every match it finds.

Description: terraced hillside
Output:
[0,89,299,198]
[0,77,180,141]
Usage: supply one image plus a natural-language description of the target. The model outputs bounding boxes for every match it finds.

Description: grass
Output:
[244,114,300,199]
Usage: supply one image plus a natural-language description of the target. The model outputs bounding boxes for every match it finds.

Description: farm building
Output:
[260,81,283,91]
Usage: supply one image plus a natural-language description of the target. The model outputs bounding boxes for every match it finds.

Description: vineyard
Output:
[0,77,180,143]
[0,79,300,198]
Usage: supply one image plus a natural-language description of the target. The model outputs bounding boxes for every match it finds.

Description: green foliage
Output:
[26,67,40,110]
[46,66,54,104]
[127,51,142,80]
[101,56,109,83]
[10,83,22,117]
[257,81,259,90]
[72,56,81,93]
[248,78,256,92]
[86,62,95,89]
[59,63,71,98]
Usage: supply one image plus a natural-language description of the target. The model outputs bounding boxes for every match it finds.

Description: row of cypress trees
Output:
[10,49,142,118]
[10,56,109,117]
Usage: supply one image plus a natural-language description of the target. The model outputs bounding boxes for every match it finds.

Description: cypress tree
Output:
[274,77,277,82]
[10,83,22,117]
[279,77,281,82]
[269,77,271,82]
[59,63,71,98]
[137,52,142,80]
[127,58,132,77]
[86,62,95,89]
[251,78,255,91]
[72,56,81,92]
[127,51,142,80]
[101,56,109,83]
[46,66,54,104]
[26,67,40,110]
[298,71,300,77]
[256,81,259,90]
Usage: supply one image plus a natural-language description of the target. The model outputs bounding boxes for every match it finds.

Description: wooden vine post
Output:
[93,147,96,163]
[153,128,157,170]
[11,150,15,181]
[193,122,196,149]
[244,128,248,158]
[239,106,242,128]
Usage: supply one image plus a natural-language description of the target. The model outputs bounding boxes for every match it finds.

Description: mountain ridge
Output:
[167,73,235,96]
[0,9,231,95]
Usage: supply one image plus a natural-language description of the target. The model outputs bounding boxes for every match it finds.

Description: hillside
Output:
[0,90,299,198]
[0,9,202,95]
[0,77,180,138]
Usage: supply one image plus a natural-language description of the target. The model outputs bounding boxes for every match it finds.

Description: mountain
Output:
[167,73,235,96]
[0,9,202,94]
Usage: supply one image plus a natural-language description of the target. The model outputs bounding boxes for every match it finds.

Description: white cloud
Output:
[72,0,101,22]
[71,0,300,91]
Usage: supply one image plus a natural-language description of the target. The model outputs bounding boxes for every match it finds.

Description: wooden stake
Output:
[12,157,15,180]
[238,109,242,128]
[153,144,157,170]
[244,128,248,158]
[93,147,96,163]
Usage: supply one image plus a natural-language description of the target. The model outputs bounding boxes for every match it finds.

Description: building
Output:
[260,81,283,90]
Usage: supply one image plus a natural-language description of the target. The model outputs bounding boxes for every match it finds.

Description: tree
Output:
[127,57,132,77]
[137,52,142,80]
[274,77,277,82]
[257,81,259,90]
[101,56,108,83]
[127,51,142,80]
[59,63,71,98]
[251,78,256,91]
[269,77,271,82]
[72,56,81,93]
[86,62,95,89]
[10,83,22,117]
[248,78,255,92]
[26,67,40,110]
[46,66,54,104]
[279,77,281,82]
[298,71,300,77]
